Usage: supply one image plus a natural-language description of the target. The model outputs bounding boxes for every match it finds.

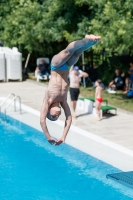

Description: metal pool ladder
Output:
[0,93,22,120]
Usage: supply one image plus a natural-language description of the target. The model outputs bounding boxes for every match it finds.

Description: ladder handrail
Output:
[4,95,22,120]
[0,93,15,107]
[5,96,16,110]
[15,96,22,114]
[0,93,16,115]
[0,94,22,121]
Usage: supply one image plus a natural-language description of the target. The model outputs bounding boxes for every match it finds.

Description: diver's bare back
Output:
[47,70,69,103]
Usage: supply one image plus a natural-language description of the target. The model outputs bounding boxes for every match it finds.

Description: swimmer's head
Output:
[40,60,45,65]
[95,79,102,86]
[73,66,79,71]
[115,69,120,75]
[130,62,133,68]
[47,103,61,121]
[73,66,79,75]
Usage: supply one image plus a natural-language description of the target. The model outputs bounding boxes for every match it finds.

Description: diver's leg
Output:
[52,35,101,68]
[66,41,98,66]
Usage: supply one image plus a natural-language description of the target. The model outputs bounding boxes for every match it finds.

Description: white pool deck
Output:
[0,80,133,171]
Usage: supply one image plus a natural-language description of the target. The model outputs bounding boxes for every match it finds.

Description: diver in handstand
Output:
[40,34,101,145]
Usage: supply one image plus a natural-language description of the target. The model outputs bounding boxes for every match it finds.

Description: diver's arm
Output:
[40,99,56,144]
[55,101,72,145]
[62,101,72,139]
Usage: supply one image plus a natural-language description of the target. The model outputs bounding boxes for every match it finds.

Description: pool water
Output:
[0,116,133,200]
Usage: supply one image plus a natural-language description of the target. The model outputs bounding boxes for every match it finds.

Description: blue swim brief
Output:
[50,62,70,71]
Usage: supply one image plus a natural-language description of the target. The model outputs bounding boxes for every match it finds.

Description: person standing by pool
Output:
[69,65,88,119]
[40,34,101,145]
[95,79,103,121]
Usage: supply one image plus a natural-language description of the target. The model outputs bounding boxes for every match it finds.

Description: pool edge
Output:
[1,97,133,171]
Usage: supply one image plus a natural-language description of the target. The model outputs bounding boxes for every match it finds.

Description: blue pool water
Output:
[0,116,133,200]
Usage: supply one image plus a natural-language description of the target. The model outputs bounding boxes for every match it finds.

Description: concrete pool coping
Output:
[1,97,133,172]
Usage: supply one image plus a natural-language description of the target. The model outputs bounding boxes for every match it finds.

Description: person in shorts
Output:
[69,65,88,119]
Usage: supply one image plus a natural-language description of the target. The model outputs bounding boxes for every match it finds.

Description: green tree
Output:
[0,0,94,55]
[89,0,133,55]
[1,0,133,68]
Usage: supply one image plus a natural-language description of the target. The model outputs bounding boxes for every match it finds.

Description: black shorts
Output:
[70,88,80,101]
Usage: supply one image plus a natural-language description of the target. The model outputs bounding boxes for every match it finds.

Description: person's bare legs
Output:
[67,35,100,66]
[109,81,114,88]
[96,100,101,121]
[73,100,77,111]
[52,35,101,68]
[71,100,77,119]
[125,78,129,89]
[66,45,92,67]
[123,78,130,94]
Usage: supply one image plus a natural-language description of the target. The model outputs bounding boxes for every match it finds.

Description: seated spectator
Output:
[125,62,133,92]
[108,69,125,91]
[36,60,50,79]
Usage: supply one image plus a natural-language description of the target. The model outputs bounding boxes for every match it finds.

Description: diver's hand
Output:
[55,136,65,146]
[47,136,57,145]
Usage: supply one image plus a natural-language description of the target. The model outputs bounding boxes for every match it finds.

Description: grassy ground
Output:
[28,73,133,112]
[80,86,133,112]
[28,73,36,81]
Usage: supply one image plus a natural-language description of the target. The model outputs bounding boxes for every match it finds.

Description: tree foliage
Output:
[89,0,133,55]
[1,0,133,63]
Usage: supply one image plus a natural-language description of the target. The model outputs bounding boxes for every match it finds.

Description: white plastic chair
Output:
[35,57,50,82]
[6,52,22,82]
[12,47,19,52]
[1,46,22,82]
[1,47,12,53]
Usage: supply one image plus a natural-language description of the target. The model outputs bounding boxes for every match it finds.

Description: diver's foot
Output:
[85,34,101,41]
